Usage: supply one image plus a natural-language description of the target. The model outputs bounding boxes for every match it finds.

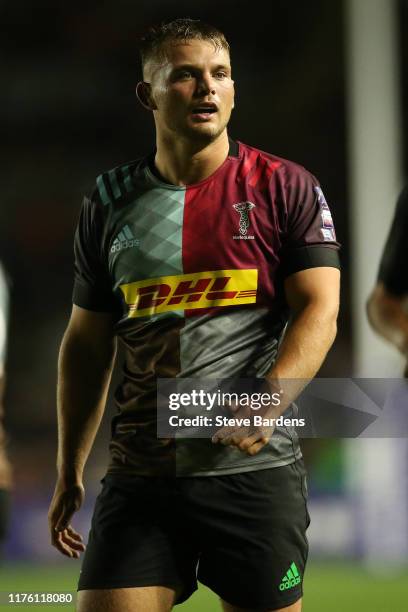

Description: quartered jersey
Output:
[73,139,340,477]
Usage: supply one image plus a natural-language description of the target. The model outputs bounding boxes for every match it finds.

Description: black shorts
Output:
[78,460,310,610]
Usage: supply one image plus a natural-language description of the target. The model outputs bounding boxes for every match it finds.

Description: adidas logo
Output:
[111,225,140,253]
[278,562,301,591]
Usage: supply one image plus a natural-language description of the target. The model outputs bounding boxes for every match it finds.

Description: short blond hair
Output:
[139,18,230,76]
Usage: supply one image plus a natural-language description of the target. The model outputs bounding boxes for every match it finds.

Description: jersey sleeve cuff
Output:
[72,281,118,312]
[282,245,341,278]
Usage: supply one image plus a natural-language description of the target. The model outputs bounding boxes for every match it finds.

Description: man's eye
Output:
[177,71,193,79]
[214,72,228,79]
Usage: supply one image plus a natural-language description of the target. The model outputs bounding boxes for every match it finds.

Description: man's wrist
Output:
[56,465,83,487]
[263,375,310,416]
[263,377,287,416]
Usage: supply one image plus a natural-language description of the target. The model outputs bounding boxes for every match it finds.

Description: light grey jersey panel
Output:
[176,308,301,475]
[108,183,186,289]
[179,307,281,377]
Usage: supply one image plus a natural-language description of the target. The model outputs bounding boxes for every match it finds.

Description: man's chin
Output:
[181,123,226,143]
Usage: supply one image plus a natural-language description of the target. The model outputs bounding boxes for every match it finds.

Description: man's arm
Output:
[367,283,408,373]
[366,187,408,374]
[269,266,340,380]
[48,305,116,558]
[214,266,340,454]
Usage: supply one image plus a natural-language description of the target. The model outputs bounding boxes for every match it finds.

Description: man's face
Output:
[145,39,235,142]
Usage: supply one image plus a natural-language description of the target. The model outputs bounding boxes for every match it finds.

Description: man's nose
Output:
[195,74,216,96]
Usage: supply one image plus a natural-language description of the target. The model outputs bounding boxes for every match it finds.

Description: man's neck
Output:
[154,131,230,186]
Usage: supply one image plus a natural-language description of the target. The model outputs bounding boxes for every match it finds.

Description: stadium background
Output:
[1,0,407,609]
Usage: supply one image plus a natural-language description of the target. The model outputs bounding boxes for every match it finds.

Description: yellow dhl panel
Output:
[120,269,258,318]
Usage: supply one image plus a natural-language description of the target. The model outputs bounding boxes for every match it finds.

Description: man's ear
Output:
[136,81,157,110]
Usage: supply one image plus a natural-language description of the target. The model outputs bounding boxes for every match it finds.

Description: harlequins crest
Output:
[233,201,256,236]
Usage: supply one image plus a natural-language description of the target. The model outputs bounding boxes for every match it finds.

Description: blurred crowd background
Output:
[1,0,407,571]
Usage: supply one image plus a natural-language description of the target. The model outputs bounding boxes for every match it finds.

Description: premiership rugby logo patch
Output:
[119,269,258,318]
[314,186,336,242]
[232,201,256,240]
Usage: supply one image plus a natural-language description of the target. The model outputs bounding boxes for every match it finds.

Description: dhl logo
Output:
[120,269,258,318]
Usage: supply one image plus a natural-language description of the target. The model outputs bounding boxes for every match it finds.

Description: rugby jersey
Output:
[73,139,340,477]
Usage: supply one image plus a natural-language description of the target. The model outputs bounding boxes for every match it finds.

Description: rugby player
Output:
[48,18,340,612]
[0,263,12,558]
[367,186,408,373]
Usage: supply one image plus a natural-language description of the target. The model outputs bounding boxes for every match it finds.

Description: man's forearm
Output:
[265,304,338,411]
[212,303,338,452]
[57,331,116,483]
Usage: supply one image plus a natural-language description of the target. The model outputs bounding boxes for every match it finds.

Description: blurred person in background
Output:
[48,18,340,612]
[0,262,12,559]
[363,186,408,569]
[367,186,408,374]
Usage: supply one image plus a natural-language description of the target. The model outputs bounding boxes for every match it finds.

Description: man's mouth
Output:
[190,104,218,120]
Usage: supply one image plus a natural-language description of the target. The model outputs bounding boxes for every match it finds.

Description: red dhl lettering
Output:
[119,269,258,318]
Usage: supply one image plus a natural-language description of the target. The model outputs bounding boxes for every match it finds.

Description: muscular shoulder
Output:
[236,140,317,189]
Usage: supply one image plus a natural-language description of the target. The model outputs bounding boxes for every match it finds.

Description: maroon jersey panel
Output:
[182,141,339,317]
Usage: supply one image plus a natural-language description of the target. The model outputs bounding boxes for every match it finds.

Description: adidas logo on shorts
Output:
[278,562,301,591]
[111,225,140,253]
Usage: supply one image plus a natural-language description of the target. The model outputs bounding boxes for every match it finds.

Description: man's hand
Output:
[211,401,276,456]
[48,480,85,558]
[49,306,116,557]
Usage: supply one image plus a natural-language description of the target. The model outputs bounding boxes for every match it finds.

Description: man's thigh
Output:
[182,460,310,611]
[78,477,198,604]
[77,586,178,612]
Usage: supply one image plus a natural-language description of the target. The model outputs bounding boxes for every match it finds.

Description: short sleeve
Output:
[72,195,118,312]
[378,186,408,296]
[280,169,341,278]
